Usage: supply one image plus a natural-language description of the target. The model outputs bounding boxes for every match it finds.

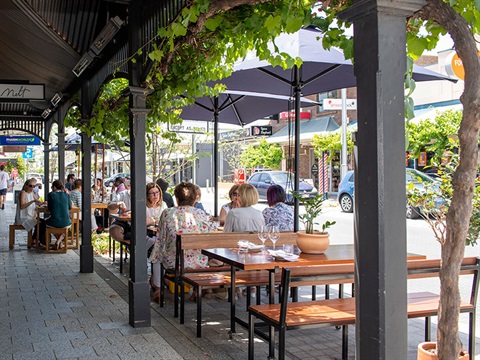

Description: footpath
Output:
[1,190,478,359]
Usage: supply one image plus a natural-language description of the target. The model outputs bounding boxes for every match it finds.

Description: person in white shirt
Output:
[0,164,10,210]
[223,183,265,232]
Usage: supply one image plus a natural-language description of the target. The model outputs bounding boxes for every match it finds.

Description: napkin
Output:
[267,250,299,262]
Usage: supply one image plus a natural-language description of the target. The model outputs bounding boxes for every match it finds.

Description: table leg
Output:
[268,269,275,358]
[230,266,236,333]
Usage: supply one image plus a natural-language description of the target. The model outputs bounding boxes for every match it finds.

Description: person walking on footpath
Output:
[0,164,10,210]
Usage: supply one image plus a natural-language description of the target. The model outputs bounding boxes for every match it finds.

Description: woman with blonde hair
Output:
[145,182,167,251]
[15,179,43,246]
[223,183,264,232]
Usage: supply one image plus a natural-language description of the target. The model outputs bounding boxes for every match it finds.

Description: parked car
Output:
[337,168,443,219]
[104,173,130,187]
[247,171,317,204]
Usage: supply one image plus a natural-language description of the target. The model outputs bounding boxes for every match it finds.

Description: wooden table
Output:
[91,202,108,209]
[202,245,426,336]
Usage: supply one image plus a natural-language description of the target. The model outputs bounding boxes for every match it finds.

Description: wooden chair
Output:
[45,227,69,254]
[9,224,33,249]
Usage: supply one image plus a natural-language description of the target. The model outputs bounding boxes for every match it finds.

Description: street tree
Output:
[240,138,283,170]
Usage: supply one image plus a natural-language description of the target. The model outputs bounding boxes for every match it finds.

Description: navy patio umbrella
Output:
[217,26,455,230]
[179,90,319,216]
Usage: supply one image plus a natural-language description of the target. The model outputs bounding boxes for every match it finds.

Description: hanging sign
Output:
[0,136,41,146]
[0,83,45,100]
[251,126,272,136]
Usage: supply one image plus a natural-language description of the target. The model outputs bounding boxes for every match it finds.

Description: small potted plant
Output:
[291,191,336,254]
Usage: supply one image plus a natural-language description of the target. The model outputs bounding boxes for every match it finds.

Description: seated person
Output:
[262,185,294,231]
[38,180,72,249]
[15,179,43,246]
[219,184,240,226]
[70,179,99,232]
[193,184,207,214]
[224,183,265,232]
[145,182,167,252]
[156,178,174,208]
[149,182,210,303]
[107,178,131,243]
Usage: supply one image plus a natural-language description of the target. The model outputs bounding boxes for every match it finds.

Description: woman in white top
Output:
[223,183,265,232]
[15,179,43,245]
[145,183,167,252]
[218,184,240,226]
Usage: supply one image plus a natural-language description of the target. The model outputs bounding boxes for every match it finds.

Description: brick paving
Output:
[1,191,479,359]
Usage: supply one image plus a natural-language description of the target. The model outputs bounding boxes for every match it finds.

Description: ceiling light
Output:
[90,16,124,55]
[72,51,94,77]
[41,108,52,119]
[51,93,62,107]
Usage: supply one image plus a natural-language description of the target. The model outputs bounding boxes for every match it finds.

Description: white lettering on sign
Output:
[0,84,45,100]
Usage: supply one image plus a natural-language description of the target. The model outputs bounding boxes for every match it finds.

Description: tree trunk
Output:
[417,1,480,359]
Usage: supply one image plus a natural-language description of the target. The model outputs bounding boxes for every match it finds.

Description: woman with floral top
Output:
[149,182,210,303]
[262,185,294,231]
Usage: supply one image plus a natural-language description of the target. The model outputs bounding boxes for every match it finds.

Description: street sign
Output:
[22,147,33,159]
[311,163,319,174]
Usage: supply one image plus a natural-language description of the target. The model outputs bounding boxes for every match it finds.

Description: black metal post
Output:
[213,97,219,217]
[127,0,150,328]
[339,1,425,358]
[80,132,93,273]
[293,65,301,232]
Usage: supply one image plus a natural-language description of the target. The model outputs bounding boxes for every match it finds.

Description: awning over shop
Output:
[266,116,339,144]
[411,101,462,124]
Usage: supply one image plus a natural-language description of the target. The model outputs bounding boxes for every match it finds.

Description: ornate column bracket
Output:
[338,0,426,21]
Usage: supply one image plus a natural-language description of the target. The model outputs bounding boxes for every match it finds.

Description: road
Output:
[201,188,479,259]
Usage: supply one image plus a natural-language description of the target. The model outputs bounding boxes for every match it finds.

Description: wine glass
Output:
[268,225,280,250]
[257,225,268,251]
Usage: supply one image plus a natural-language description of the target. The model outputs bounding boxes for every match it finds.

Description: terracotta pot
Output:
[417,342,469,360]
[296,231,330,254]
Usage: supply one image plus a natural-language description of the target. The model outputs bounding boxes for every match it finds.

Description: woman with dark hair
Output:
[38,180,72,248]
[149,182,209,302]
[262,184,294,231]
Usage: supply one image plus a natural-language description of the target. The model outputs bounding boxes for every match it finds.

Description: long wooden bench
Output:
[161,231,298,337]
[247,257,480,360]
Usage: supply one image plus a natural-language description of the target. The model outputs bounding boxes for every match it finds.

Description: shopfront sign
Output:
[323,98,357,110]
[445,50,480,80]
[0,83,44,100]
[0,136,40,146]
[251,125,272,136]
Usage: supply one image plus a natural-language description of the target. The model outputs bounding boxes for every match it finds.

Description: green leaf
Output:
[285,16,304,33]
[171,23,187,37]
[205,17,223,31]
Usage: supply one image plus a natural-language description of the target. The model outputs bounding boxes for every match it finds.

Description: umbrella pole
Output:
[294,65,301,232]
[213,97,219,217]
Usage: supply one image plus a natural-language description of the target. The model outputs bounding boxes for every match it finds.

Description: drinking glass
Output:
[268,225,280,250]
[283,243,294,255]
[257,226,268,250]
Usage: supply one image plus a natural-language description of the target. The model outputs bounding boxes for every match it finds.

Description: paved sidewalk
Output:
[1,191,478,359]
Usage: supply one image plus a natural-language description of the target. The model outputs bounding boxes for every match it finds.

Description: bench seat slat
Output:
[249,292,472,329]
